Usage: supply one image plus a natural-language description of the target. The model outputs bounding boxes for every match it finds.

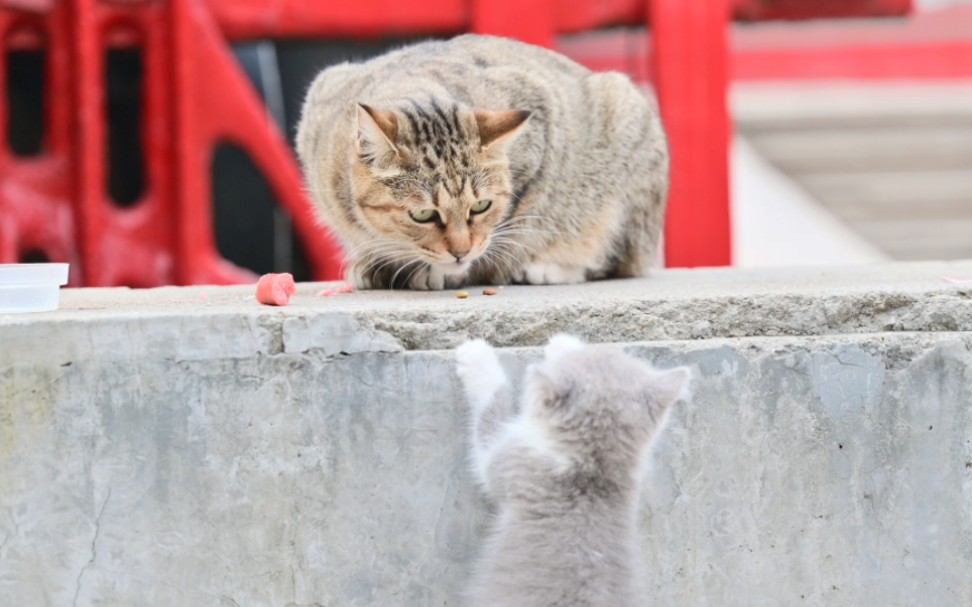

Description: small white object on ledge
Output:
[0,263,70,314]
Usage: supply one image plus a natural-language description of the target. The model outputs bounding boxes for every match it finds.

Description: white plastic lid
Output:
[0,263,70,285]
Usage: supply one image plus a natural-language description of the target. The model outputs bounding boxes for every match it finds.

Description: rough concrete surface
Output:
[1,261,971,606]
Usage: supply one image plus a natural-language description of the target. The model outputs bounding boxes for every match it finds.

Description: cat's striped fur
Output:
[296,34,669,290]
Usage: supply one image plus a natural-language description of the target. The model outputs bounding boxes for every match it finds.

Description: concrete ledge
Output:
[2,261,972,606]
[3,261,971,366]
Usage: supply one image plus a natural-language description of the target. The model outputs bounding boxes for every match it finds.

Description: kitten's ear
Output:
[475,109,531,151]
[648,366,692,409]
[544,334,584,365]
[355,103,400,162]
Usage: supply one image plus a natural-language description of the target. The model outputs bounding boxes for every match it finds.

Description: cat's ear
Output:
[355,103,400,163]
[648,366,692,410]
[475,109,531,151]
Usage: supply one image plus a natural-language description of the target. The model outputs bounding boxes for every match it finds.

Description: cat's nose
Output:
[450,248,471,263]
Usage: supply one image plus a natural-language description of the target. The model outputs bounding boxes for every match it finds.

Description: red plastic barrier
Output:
[1,0,343,286]
[1,9,84,282]
[650,0,733,268]
[169,0,342,285]
[207,0,468,40]
[733,0,912,21]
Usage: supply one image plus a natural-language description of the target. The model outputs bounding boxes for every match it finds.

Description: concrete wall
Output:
[2,261,971,606]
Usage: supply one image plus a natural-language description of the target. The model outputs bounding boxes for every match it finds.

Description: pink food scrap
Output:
[316,282,355,297]
[256,272,297,306]
[944,277,972,285]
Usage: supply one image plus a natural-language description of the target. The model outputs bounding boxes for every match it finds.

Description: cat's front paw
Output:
[408,265,446,291]
[347,262,374,290]
[455,339,508,408]
[523,262,586,285]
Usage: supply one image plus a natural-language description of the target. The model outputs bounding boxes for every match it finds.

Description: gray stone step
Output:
[734,83,972,261]
[746,126,972,174]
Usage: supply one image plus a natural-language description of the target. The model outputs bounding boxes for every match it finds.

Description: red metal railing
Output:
[1,0,914,286]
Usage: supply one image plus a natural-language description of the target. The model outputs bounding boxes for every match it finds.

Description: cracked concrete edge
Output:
[362,289,972,351]
[282,313,404,356]
[3,290,971,368]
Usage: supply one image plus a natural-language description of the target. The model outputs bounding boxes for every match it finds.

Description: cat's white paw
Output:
[523,262,586,285]
[544,334,585,364]
[443,272,466,289]
[455,339,508,409]
[408,265,446,290]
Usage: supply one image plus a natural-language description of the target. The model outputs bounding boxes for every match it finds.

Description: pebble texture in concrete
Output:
[1,261,971,606]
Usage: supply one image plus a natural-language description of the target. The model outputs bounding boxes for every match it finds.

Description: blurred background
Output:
[728,0,972,267]
[1,0,970,286]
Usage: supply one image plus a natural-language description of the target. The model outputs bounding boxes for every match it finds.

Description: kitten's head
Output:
[349,99,530,277]
[525,335,691,460]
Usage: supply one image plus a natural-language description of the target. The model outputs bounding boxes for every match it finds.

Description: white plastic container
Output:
[0,263,70,313]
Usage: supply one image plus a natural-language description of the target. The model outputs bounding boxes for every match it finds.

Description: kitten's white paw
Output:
[544,334,585,364]
[455,339,508,409]
[523,262,586,285]
[408,265,446,290]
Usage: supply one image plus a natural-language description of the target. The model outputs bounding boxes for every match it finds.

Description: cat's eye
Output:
[470,199,492,215]
[409,208,439,224]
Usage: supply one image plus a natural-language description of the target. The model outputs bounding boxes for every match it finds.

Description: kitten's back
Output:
[463,340,690,607]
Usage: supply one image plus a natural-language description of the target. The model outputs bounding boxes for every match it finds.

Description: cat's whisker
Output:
[402,262,431,289]
[370,254,421,281]
[499,214,562,230]
[489,242,536,260]
[390,258,425,289]
[492,227,560,240]
[342,239,410,257]
[495,224,564,238]
[341,244,415,270]
[357,247,414,267]
[481,246,522,276]
[490,233,546,253]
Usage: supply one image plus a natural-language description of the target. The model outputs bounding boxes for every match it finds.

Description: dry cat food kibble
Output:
[482,288,497,296]
[456,290,469,299]
[255,273,296,306]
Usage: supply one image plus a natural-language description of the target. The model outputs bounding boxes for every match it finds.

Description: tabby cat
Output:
[296,35,669,290]
[454,335,690,606]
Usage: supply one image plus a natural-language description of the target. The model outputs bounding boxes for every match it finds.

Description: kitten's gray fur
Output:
[296,35,669,290]
[454,335,690,607]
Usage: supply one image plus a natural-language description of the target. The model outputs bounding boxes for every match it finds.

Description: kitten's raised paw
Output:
[455,339,508,405]
[523,263,586,285]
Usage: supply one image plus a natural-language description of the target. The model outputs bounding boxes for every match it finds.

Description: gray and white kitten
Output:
[454,335,690,607]
[296,34,669,290]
